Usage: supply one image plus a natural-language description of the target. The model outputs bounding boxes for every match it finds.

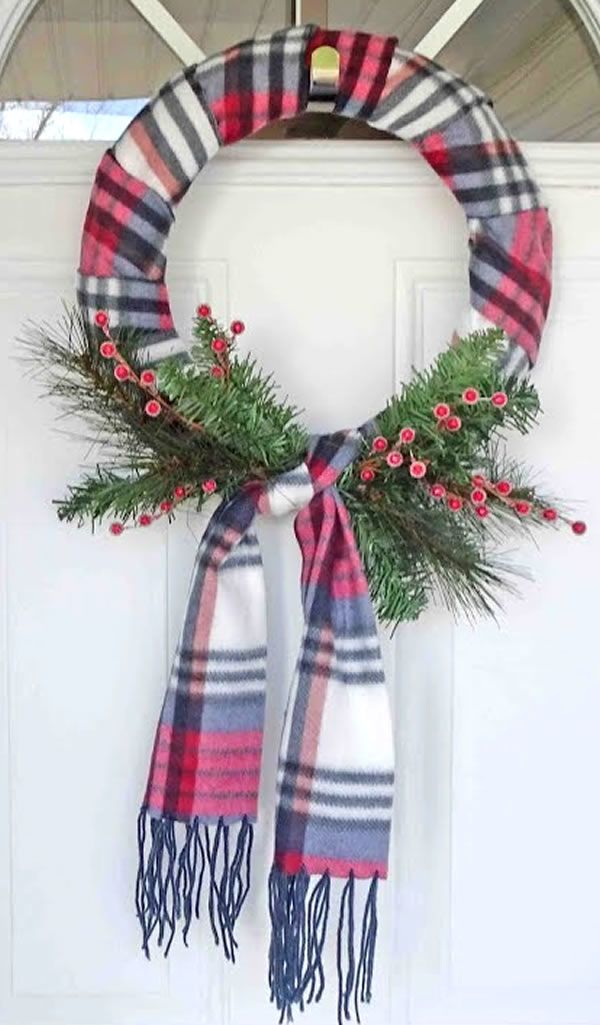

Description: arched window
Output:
[0,0,599,140]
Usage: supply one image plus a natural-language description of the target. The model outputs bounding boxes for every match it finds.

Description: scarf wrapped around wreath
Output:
[26,23,564,1025]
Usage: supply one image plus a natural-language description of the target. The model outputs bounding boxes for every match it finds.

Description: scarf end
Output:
[135,808,254,961]
[268,864,379,1025]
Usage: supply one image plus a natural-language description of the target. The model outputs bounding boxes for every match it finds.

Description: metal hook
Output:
[292,1,339,105]
[309,43,340,104]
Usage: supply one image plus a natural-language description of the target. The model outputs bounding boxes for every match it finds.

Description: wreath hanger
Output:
[308,43,340,102]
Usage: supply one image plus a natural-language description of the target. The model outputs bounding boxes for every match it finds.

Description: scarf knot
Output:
[249,425,369,518]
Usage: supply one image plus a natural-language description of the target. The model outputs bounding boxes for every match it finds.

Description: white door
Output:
[0,139,598,1025]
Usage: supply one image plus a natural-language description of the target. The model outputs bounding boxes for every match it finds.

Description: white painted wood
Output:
[415,0,488,59]
[0,0,36,78]
[567,0,600,56]
[0,141,599,1025]
[125,0,204,64]
[2,139,600,188]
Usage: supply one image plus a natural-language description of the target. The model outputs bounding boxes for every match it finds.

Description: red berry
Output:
[447,495,463,512]
[446,415,462,432]
[138,513,153,527]
[202,479,217,494]
[109,521,124,535]
[360,467,376,483]
[174,485,187,500]
[433,403,450,420]
[197,304,211,318]
[386,451,403,468]
[400,427,416,444]
[99,341,116,359]
[514,501,531,516]
[475,504,489,519]
[409,460,427,479]
[496,480,512,496]
[94,310,109,328]
[430,483,446,499]
[144,399,161,418]
[211,365,225,379]
[211,337,227,353]
[572,520,587,535]
[114,364,130,381]
[462,387,480,405]
[491,391,508,408]
[472,475,486,488]
[372,435,388,453]
[160,500,172,513]
[231,320,245,335]
[140,369,156,387]
[542,508,558,521]
[471,487,487,505]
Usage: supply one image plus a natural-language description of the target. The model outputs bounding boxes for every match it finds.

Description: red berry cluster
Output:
[94,310,219,537]
[432,386,508,435]
[95,310,207,438]
[196,304,244,381]
[360,426,425,483]
[423,470,585,532]
[109,478,219,537]
[356,394,587,537]
[449,473,587,534]
[95,309,163,420]
[359,385,511,488]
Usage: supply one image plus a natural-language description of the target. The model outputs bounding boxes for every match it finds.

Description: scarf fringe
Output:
[135,809,253,961]
[268,866,379,1024]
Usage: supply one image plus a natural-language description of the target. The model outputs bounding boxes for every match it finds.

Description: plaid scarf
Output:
[75,23,554,1023]
[136,427,393,1019]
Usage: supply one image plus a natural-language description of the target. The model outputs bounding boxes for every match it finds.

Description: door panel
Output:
[0,140,598,1025]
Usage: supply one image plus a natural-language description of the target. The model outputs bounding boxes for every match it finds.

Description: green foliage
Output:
[337,330,549,625]
[21,308,308,524]
[21,309,559,627]
[345,487,519,624]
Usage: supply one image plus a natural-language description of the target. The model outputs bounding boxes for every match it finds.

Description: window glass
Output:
[0,0,179,139]
[0,0,599,141]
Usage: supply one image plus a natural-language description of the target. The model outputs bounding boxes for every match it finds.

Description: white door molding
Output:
[125,0,204,65]
[566,0,600,55]
[415,0,600,61]
[0,0,36,79]
[0,0,204,82]
[0,139,598,189]
[415,0,489,59]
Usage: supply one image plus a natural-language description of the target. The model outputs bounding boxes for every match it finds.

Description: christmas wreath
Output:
[23,23,587,1025]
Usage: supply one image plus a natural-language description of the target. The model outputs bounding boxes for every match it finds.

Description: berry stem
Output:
[100,320,205,433]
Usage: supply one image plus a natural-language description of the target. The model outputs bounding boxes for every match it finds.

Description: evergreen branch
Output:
[20,308,580,629]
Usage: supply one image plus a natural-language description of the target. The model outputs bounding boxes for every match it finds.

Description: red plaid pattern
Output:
[470,207,552,363]
[360,48,552,361]
[79,150,171,281]
[198,25,315,144]
[78,27,552,366]
[147,724,262,820]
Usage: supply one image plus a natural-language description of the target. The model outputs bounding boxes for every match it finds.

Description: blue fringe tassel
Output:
[135,810,253,960]
[268,866,379,1024]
